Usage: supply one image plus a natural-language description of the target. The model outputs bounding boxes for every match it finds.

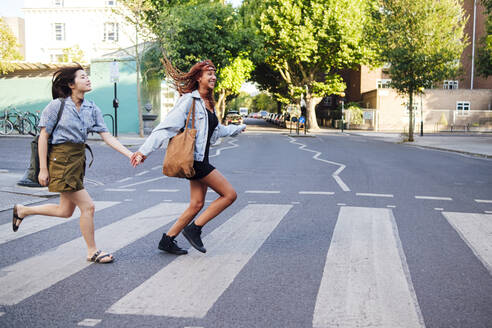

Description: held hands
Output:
[130,151,147,168]
[38,168,50,186]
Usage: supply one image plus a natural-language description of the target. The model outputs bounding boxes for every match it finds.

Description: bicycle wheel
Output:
[15,118,34,135]
[0,119,14,135]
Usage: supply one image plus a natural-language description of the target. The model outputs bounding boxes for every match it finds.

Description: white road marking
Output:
[120,177,166,188]
[387,205,396,208]
[337,203,346,206]
[356,193,394,198]
[245,190,280,194]
[415,196,452,201]
[0,202,119,245]
[313,206,425,328]
[209,138,239,158]
[291,201,300,204]
[77,318,102,327]
[299,191,335,195]
[148,189,179,193]
[443,212,492,274]
[434,208,444,211]
[0,312,5,317]
[485,211,492,214]
[107,204,293,318]
[124,199,132,202]
[135,170,149,176]
[84,178,104,186]
[288,137,350,192]
[475,199,492,203]
[248,201,257,203]
[0,202,188,306]
[104,188,136,192]
[151,165,161,170]
[117,177,132,183]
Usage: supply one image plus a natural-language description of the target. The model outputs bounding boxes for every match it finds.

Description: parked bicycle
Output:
[0,107,37,135]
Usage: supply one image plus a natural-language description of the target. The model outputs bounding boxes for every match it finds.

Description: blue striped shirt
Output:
[38,97,108,144]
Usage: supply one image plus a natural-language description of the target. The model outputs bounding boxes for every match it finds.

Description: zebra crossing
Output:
[1,201,491,327]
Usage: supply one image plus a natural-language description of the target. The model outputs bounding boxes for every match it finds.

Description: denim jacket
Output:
[138,90,246,161]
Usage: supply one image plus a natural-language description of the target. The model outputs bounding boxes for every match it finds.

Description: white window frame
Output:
[377,79,391,89]
[103,23,119,42]
[456,101,470,116]
[54,0,64,6]
[53,23,65,41]
[444,80,458,90]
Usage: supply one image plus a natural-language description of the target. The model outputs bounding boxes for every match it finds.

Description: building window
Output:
[456,101,470,116]
[104,23,119,42]
[377,79,391,88]
[444,80,458,90]
[54,0,64,6]
[106,0,117,5]
[53,23,65,41]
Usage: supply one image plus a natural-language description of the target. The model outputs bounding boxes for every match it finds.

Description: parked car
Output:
[225,110,243,125]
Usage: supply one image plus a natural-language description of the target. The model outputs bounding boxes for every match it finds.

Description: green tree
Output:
[250,0,378,129]
[215,56,254,120]
[148,1,253,121]
[378,0,468,141]
[228,92,253,111]
[252,93,277,113]
[0,18,22,74]
[477,0,492,77]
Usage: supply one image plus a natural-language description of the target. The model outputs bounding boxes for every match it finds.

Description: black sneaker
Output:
[183,224,206,253]
[158,234,188,255]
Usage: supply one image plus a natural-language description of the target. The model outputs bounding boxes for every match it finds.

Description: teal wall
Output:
[0,59,140,134]
[89,59,138,134]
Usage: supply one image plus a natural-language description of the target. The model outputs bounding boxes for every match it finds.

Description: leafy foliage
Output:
[377,0,467,140]
[476,0,492,77]
[0,18,22,74]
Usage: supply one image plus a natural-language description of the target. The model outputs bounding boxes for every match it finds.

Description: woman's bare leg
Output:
[166,180,207,237]
[64,189,112,262]
[14,193,77,227]
[193,169,237,227]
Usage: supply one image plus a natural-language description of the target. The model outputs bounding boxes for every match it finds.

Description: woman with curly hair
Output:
[131,58,246,255]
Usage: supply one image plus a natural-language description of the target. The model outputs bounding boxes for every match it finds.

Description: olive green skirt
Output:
[48,143,86,192]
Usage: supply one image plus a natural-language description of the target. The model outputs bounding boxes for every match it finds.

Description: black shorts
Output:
[187,160,215,180]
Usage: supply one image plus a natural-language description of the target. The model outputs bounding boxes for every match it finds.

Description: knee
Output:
[189,200,204,214]
[59,208,75,219]
[224,190,237,205]
[80,203,95,216]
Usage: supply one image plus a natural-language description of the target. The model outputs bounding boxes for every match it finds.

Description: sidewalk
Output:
[337,130,492,158]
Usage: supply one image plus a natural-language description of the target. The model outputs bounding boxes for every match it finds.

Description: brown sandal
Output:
[87,250,114,263]
[12,205,24,232]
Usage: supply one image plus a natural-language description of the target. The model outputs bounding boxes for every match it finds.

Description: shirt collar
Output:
[191,90,201,99]
[65,96,92,109]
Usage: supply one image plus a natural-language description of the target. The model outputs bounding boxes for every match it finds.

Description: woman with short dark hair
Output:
[131,59,246,255]
[12,64,133,263]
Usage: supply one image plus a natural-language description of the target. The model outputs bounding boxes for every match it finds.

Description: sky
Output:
[0,0,243,18]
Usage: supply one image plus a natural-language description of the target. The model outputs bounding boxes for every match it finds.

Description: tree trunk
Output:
[306,93,321,130]
[408,91,414,142]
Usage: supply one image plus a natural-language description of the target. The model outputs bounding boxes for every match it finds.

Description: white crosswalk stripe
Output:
[106,204,293,318]
[0,202,188,306]
[313,206,425,328]
[442,212,492,274]
[0,201,119,245]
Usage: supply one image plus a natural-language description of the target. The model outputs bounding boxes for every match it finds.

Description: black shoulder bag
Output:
[17,99,66,187]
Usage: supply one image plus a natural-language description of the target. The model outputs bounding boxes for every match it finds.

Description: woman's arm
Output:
[38,128,50,186]
[99,132,133,158]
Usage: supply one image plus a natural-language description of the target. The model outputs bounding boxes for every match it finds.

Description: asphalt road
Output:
[0,120,491,328]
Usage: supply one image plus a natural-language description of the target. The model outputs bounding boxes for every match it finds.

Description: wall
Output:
[22,0,134,62]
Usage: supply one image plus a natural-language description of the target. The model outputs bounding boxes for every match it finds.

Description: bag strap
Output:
[184,99,196,131]
[51,98,66,135]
